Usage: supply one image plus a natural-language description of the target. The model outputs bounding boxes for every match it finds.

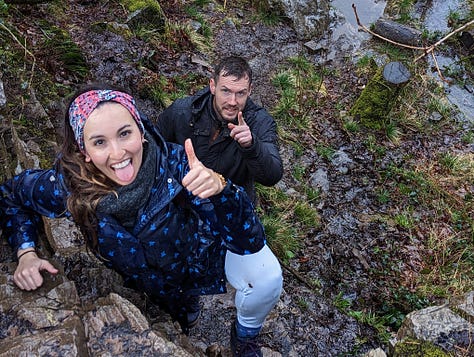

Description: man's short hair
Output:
[213,56,252,85]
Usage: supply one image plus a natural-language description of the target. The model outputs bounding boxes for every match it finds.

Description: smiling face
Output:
[209,73,251,122]
[83,102,144,186]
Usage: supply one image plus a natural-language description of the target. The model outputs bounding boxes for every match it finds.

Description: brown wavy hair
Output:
[58,83,129,252]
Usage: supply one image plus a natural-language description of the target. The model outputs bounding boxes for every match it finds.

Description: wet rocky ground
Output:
[1,0,473,356]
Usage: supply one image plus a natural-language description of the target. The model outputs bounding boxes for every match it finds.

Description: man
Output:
[156,56,283,203]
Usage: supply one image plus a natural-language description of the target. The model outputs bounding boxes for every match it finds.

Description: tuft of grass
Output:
[259,212,300,262]
[316,145,335,160]
[250,0,283,25]
[385,121,402,144]
[292,164,305,181]
[427,97,451,119]
[184,5,213,39]
[305,187,320,203]
[333,292,352,310]
[437,152,461,173]
[271,55,323,130]
[294,201,320,228]
[343,118,360,133]
[353,310,394,343]
[394,210,416,229]
[376,188,391,204]
[256,184,320,263]
[296,297,309,310]
[394,0,416,23]
[461,131,474,144]
[0,1,8,17]
[39,21,89,79]
[377,151,474,303]
[138,72,207,108]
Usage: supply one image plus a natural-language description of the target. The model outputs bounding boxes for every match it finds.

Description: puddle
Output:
[423,0,468,34]
[324,0,387,62]
[331,0,386,29]
[423,0,474,123]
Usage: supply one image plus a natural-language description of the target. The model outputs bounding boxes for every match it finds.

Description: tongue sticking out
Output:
[115,162,135,182]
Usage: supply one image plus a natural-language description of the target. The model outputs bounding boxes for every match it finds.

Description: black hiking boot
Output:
[185,295,201,328]
[230,321,262,357]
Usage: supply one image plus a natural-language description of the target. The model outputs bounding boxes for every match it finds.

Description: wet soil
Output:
[1,0,473,356]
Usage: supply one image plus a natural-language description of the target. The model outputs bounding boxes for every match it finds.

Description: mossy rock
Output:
[350,61,410,130]
[121,0,166,33]
[393,338,449,357]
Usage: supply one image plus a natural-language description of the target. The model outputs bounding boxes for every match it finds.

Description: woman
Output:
[0,84,282,357]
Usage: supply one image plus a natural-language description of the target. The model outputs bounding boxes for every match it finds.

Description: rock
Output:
[394,291,474,355]
[304,39,326,53]
[397,305,472,343]
[310,168,329,193]
[0,257,192,356]
[84,293,193,356]
[125,0,166,34]
[0,316,88,357]
[382,61,411,85]
[459,30,473,51]
[364,347,387,357]
[265,0,330,40]
[0,80,6,107]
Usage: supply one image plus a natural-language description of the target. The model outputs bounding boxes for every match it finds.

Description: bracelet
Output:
[17,250,36,260]
[215,173,227,191]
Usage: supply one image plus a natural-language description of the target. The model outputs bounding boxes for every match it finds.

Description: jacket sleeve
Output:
[241,107,283,186]
[0,169,68,252]
[156,101,182,142]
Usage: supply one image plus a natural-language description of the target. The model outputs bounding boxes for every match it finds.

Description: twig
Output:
[430,51,451,83]
[278,256,320,291]
[414,18,474,62]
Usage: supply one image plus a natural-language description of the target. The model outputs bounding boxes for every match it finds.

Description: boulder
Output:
[393,291,474,355]
[265,0,330,40]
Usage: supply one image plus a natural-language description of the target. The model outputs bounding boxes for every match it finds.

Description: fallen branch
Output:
[430,51,450,83]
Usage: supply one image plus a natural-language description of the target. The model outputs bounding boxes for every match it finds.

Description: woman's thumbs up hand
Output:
[182,139,225,198]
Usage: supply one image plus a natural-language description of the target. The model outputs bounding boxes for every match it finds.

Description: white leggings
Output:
[225,244,283,329]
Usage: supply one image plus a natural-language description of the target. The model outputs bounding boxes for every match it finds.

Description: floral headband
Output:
[68,89,144,153]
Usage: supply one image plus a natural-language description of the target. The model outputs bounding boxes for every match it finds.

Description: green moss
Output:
[393,338,449,356]
[121,0,159,12]
[120,0,166,34]
[349,65,405,130]
[90,21,134,39]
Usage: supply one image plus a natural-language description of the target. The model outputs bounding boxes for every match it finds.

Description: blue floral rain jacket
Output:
[0,117,266,303]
